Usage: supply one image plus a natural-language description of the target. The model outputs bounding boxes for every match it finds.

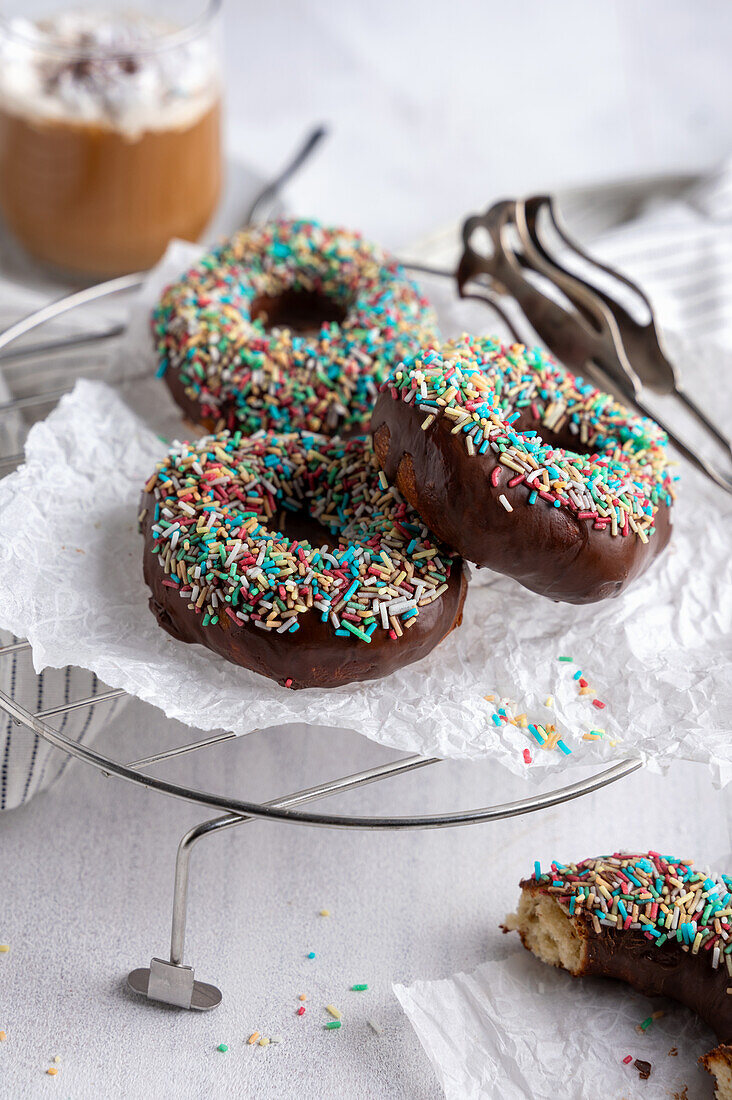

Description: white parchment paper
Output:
[0,242,729,781]
[394,951,716,1099]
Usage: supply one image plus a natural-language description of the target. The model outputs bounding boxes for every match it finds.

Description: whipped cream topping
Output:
[0,7,219,136]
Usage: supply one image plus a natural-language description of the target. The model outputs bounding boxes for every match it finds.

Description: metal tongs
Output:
[457,197,732,494]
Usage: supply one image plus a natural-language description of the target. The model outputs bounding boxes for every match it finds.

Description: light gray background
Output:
[2,2,732,1098]
[225,0,732,246]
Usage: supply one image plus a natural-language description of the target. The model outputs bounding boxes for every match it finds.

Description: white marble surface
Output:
[1,3,732,1098]
[1,705,730,1099]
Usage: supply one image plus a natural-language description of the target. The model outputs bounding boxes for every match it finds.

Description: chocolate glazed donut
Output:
[505,853,732,1094]
[372,334,673,607]
[509,878,732,1045]
[140,431,468,690]
[372,404,671,604]
[141,504,467,689]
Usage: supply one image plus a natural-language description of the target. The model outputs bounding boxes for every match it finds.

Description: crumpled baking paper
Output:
[0,240,729,782]
[394,950,716,1100]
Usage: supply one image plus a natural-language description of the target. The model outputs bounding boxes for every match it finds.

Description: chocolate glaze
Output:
[140,493,468,690]
[164,367,220,434]
[518,881,732,1044]
[371,392,671,604]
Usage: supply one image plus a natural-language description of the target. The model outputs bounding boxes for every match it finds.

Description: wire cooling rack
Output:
[0,132,644,1010]
[0,267,645,1012]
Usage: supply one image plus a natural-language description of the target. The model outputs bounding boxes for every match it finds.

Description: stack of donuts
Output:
[140,218,676,688]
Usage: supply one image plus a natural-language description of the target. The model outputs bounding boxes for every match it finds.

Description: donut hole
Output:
[506,889,584,975]
[250,289,348,336]
[274,506,340,552]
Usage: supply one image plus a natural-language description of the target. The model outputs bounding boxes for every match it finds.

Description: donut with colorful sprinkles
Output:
[139,429,467,689]
[505,853,732,1061]
[152,218,439,438]
[372,334,676,603]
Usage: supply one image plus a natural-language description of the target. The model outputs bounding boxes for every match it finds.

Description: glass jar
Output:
[0,1,223,277]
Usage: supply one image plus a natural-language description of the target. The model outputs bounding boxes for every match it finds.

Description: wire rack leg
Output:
[127,753,437,1010]
[127,816,230,1010]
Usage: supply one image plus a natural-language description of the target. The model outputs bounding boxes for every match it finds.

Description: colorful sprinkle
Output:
[384,336,674,540]
[247,1033,260,1045]
[143,431,457,656]
[153,219,439,438]
[529,853,732,976]
[326,1005,341,1020]
[351,984,368,991]
[325,1021,342,1030]
[217,1044,229,1053]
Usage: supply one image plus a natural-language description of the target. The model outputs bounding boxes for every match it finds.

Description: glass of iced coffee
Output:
[0,1,222,277]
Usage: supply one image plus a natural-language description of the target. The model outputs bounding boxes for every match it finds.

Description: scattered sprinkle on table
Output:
[622,1055,633,1065]
[247,1032,260,1045]
[326,1005,341,1020]
[258,1037,270,1047]
[523,749,532,764]
[217,1044,228,1053]
[368,1018,383,1036]
[307,952,316,959]
[0,945,9,953]
[271,1036,283,1045]
[0,1032,5,1042]
[46,1068,58,1077]
[351,984,368,992]
[53,1056,60,1064]
[558,656,573,662]
[638,1010,664,1033]
[325,1021,342,1030]
[634,1058,652,1080]
[298,993,307,1002]
[319,909,331,917]
[296,1006,306,1017]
